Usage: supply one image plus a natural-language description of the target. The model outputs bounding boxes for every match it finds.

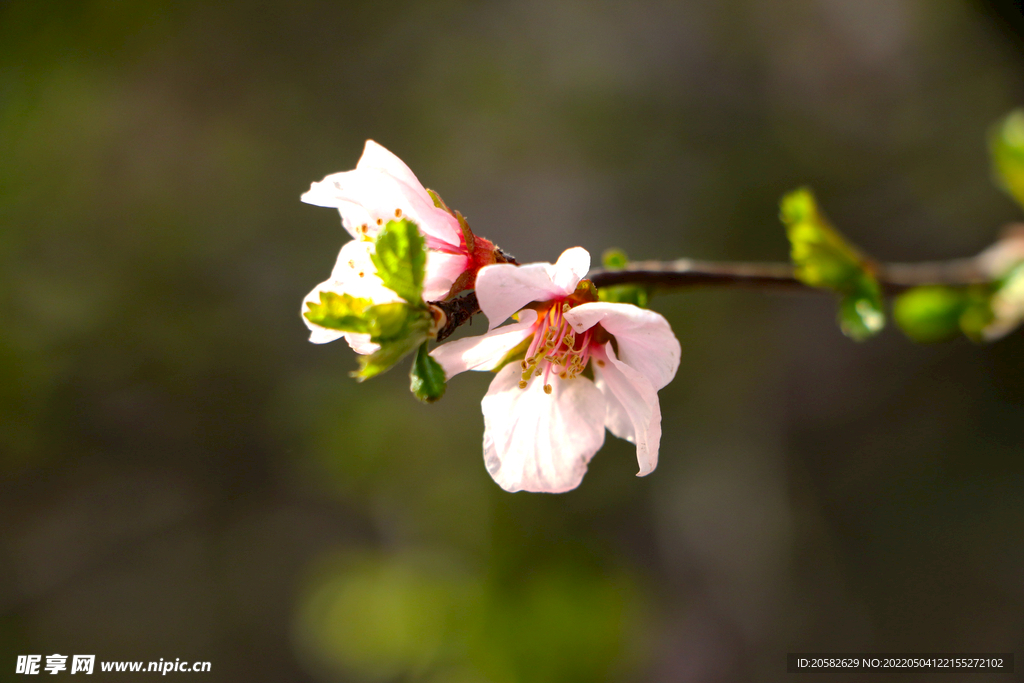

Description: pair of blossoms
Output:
[302,141,680,493]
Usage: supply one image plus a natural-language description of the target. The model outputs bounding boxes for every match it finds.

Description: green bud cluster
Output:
[893,286,993,343]
[887,110,1024,344]
[781,188,885,341]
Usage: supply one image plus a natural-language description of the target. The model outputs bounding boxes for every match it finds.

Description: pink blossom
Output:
[301,140,499,350]
[431,248,681,493]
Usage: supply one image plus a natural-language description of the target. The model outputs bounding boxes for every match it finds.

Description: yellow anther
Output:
[521,360,529,370]
[394,208,402,218]
[376,218,383,226]
[518,380,528,389]
[543,384,552,394]
[562,302,570,312]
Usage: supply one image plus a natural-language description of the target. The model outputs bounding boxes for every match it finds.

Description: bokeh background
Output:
[3,1,1024,681]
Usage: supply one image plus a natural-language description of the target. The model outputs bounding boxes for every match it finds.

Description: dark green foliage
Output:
[409,342,447,402]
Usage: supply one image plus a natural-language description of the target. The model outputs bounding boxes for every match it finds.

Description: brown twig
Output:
[586,258,991,293]
[429,256,994,343]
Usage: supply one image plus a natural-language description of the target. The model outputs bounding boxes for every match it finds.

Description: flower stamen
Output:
[516,298,596,391]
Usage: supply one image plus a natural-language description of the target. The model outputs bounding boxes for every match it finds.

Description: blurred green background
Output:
[2,1,1024,681]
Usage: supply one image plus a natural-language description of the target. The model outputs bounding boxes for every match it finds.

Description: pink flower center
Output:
[518,300,594,394]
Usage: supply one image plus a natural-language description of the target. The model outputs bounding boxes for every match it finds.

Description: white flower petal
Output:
[328,239,371,279]
[430,310,538,378]
[307,324,377,355]
[322,241,402,303]
[593,343,662,477]
[423,250,471,301]
[594,371,634,443]
[355,140,428,201]
[328,233,466,303]
[301,169,391,239]
[550,246,590,293]
[341,332,379,355]
[481,365,606,493]
[302,165,461,248]
[563,302,680,390]
[386,174,462,248]
[306,324,346,346]
[475,263,564,330]
[476,247,591,329]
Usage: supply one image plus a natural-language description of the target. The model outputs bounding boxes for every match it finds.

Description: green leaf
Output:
[305,233,437,381]
[372,302,432,343]
[303,291,373,333]
[354,335,425,381]
[409,343,446,403]
[304,294,428,382]
[366,302,423,341]
[601,248,629,270]
[350,302,434,380]
[893,285,1001,343]
[781,188,865,289]
[838,281,885,342]
[304,296,434,381]
[598,284,650,308]
[989,109,1024,210]
[968,264,1022,340]
[893,286,968,343]
[959,292,996,342]
[370,219,427,303]
[781,188,886,340]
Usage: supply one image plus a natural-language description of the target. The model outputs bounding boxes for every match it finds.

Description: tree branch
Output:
[429,255,994,342]
[585,257,991,292]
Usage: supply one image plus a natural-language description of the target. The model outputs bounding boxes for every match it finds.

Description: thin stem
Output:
[587,260,802,291]
[430,255,992,342]
[586,257,990,293]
